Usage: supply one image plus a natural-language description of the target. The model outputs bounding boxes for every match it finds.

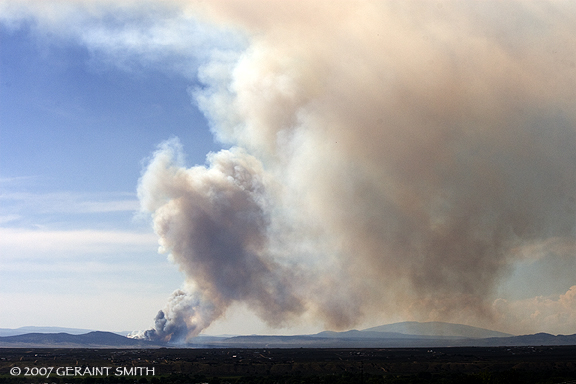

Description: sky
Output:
[0,1,575,340]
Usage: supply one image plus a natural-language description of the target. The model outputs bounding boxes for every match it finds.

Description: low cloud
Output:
[0,191,139,214]
[0,228,157,257]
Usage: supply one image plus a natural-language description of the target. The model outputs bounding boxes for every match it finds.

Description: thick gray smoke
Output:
[134,1,576,341]
[134,140,306,341]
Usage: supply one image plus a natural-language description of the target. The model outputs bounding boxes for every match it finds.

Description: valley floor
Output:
[1,346,576,383]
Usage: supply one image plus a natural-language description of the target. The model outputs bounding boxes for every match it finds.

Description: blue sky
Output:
[0,24,218,193]
[0,1,298,336]
[0,8,228,332]
[1,1,575,338]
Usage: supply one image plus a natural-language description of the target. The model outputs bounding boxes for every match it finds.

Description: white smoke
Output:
[134,139,306,341]
[134,0,576,341]
[128,289,215,342]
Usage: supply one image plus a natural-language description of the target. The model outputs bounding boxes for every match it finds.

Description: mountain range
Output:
[0,326,96,337]
[363,321,513,338]
[0,331,160,348]
[1,322,575,348]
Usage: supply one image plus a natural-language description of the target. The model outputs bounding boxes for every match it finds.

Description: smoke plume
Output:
[134,0,576,341]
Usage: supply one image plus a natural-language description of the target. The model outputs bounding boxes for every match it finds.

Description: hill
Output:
[363,321,513,338]
[0,331,161,348]
[212,332,576,348]
[0,326,95,337]
[314,330,461,340]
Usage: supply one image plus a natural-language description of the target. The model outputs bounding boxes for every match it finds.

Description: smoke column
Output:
[135,1,576,341]
[135,141,305,341]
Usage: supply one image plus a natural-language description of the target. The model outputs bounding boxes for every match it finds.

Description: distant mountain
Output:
[0,331,162,348]
[315,329,461,340]
[363,321,513,338]
[212,332,576,349]
[1,322,574,348]
[476,332,576,347]
[195,322,570,348]
[0,326,95,337]
[314,330,431,339]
